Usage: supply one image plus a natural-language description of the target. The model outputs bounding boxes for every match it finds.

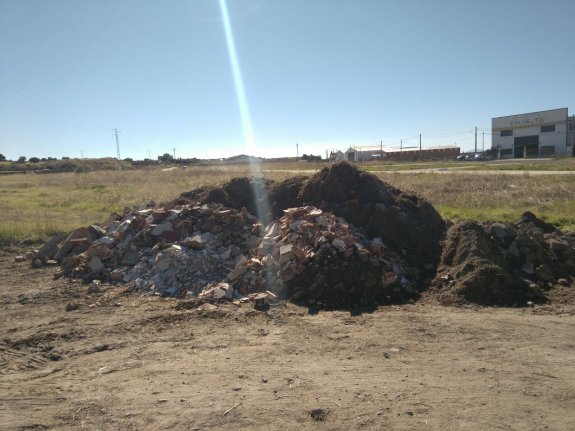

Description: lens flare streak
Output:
[218,0,271,224]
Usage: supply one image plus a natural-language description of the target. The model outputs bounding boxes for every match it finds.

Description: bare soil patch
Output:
[2,247,575,430]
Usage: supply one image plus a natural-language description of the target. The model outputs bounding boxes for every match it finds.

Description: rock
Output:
[88,257,105,273]
[279,244,293,264]
[110,269,124,282]
[33,232,67,261]
[14,255,27,263]
[310,409,328,422]
[283,207,307,219]
[54,227,92,261]
[368,238,385,256]
[332,238,347,252]
[60,254,81,272]
[122,251,140,266]
[151,222,173,236]
[558,278,570,286]
[87,244,113,260]
[200,282,232,300]
[535,264,554,282]
[183,235,205,250]
[166,209,181,221]
[98,236,114,245]
[529,228,545,244]
[507,240,520,258]
[65,302,79,312]
[88,282,101,294]
[89,224,106,238]
[547,238,573,259]
[521,262,535,275]
[31,258,44,268]
[489,223,516,247]
[382,272,398,287]
[227,266,247,281]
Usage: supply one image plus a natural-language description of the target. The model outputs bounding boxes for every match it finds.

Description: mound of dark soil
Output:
[434,214,575,305]
[268,175,308,220]
[288,245,416,308]
[296,163,445,270]
[433,220,542,305]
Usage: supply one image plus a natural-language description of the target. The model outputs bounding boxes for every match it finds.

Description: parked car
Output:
[473,153,488,161]
[456,154,466,161]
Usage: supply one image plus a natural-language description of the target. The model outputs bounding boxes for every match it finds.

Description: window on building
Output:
[541,125,555,133]
[500,130,513,137]
[540,145,555,156]
[500,149,513,156]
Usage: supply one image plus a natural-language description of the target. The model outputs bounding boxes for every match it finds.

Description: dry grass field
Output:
[0,165,575,244]
[1,161,575,245]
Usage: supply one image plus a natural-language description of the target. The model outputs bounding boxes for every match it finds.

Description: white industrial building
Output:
[492,108,574,158]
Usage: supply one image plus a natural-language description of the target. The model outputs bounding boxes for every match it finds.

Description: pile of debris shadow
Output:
[23,162,575,309]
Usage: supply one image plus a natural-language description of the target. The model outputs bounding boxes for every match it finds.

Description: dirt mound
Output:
[177,163,445,272]
[434,214,575,305]
[268,175,308,219]
[297,163,445,270]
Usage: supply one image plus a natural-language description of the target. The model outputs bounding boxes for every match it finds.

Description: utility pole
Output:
[400,139,403,152]
[81,150,84,159]
[482,132,485,152]
[173,147,176,160]
[474,126,477,153]
[419,134,422,154]
[113,128,121,171]
[296,143,299,159]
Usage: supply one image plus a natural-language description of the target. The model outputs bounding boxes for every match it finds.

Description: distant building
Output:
[329,150,344,162]
[342,145,459,162]
[492,108,573,158]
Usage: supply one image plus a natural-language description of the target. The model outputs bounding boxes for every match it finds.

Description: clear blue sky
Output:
[1,0,573,160]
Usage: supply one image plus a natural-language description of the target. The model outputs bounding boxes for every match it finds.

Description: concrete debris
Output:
[28,199,416,307]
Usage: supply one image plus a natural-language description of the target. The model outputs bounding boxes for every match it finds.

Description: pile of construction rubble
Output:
[28,201,416,307]
[23,162,575,308]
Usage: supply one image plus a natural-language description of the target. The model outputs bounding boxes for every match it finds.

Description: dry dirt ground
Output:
[1,247,574,431]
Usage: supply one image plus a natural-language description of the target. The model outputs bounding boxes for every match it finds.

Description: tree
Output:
[158,153,174,163]
[302,153,321,162]
[0,154,6,161]
[29,157,40,163]
[17,156,26,163]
